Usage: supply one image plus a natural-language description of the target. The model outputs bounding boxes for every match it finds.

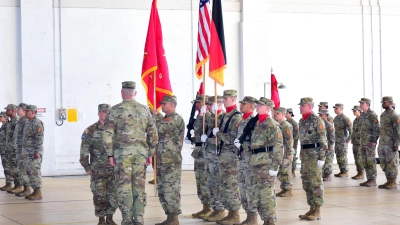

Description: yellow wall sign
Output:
[67,108,78,122]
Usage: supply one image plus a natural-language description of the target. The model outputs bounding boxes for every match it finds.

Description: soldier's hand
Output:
[184,137,192,145]
[212,103,218,114]
[370,142,376,148]
[108,157,116,167]
[213,127,219,136]
[328,146,333,151]
[234,139,241,149]
[393,146,399,152]
[33,153,40,159]
[201,134,208,143]
[317,160,325,167]
[86,170,92,175]
[268,169,278,177]
[146,156,152,166]
[200,106,207,116]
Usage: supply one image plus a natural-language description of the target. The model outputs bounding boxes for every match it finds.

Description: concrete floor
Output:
[0,165,399,225]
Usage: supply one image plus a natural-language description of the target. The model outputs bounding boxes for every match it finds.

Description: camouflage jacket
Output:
[5,116,19,150]
[333,114,352,143]
[80,121,113,172]
[327,115,334,124]
[351,116,361,145]
[299,112,328,161]
[0,122,7,154]
[324,119,335,147]
[359,108,380,144]
[237,114,254,159]
[103,99,158,158]
[379,109,400,146]
[286,118,299,148]
[216,108,242,153]
[278,120,294,158]
[156,111,185,164]
[206,112,225,146]
[22,117,44,154]
[193,111,210,144]
[249,116,283,170]
[13,116,29,152]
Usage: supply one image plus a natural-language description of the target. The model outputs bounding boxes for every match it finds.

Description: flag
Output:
[195,0,211,78]
[209,0,226,86]
[141,0,173,111]
[271,74,280,109]
[198,82,205,95]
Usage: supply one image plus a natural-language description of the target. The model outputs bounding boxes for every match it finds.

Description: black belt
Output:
[302,143,320,149]
[251,146,274,154]
[195,142,203,147]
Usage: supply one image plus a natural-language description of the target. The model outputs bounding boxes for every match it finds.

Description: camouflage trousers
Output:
[323,149,334,175]
[352,144,364,172]
[205,145,224,210]
[17,149,29,186]
[238,156,257,213]
[25,154,42,189]
[157,162,182,215]
[2,148,19,185]
[114,148,147,225]
[300,148,324,207]
[194,157,210,206]
[292,146,298,171]
[378,144,399,179]
[90,170,118,217]
[219,151,240,211]
[250,164,277,223]
[360,144,377,180]
[278,158,293,190]
[334,142,348,173]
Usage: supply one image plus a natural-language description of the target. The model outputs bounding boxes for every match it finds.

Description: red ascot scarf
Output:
[217,109,222,114]
[242,112,252,120]
[302,112,311,120]
[258,114,269,123]
[226,105,236,113]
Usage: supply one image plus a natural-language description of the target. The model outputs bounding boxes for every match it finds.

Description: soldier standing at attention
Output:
[298,97,327,221]
[318,109,335,181]
[350,106,365,180]
[359,98,380,187]
[332,104,352,177]
[154,96,185,225]
[377,96,400,189]
[104,81,158,225]
[318,102,333,123]
[80,104,118,225]
[274,107,294,197]
[285,108,299,177]
[0,112,8,190]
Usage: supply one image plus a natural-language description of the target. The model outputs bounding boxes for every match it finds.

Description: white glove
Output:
[184,137,192,145]
[201,134,208,143]
[234,139,241,149]
[212,103,218,114]
[317,160,325,167]
[200,105,207,116]
[213,127,219,136]
[269,169,278,176]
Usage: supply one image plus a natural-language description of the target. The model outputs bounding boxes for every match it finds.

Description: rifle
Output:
[186,98,197,143]
[237,114,258,160]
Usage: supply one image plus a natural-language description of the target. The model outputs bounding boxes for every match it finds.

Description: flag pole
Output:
[214,81,218,146]
[202,64,207,135]
[153,70,157,197]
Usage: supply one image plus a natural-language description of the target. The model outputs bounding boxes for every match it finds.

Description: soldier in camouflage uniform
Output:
[377,96,400,189]
[104,81,158,225]
[359,98,380,187]
[154,96,185,225]
[318,102,334,123]
[274,107,294,198]
[0,112,8,190]
[298,97,327,221]
[0,104,19,192]
[318,109,335,181]
[350,106,365,180]
[332,104,352,177]
[80,104,118,225]
[22,105,44,200]
[286,108,299,177]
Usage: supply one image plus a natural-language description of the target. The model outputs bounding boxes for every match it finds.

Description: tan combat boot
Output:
[299,205,314,219]
[275,189,285,197]
[16,186,31,197]
[263,219,275,225]
[306,205,321,220]
[219,210,240,225]
[192,203,212,218]
[323,173,332,181]
[280,189,293,197]
[165,213,179,225]
[148,179,155,184]
[351,171,364,180]
[98,216,106,225]
[7,185,23,194]
[0,183,13,191]
[292,169,296,178]
[204,210,225,222]
[386,178,397,189]
[337,172,348,178]
[365,179,377,187]
[106,214,117,225]
[28,187,42,200]
[378,177,390,189]
[216,210,232,223]
[233,212,250,225]
[242,213,258,225]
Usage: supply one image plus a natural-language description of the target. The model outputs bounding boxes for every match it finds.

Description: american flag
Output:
[195,0,211,79]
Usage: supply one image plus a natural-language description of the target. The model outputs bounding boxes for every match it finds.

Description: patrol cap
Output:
[0,111,6,117]
[17,103,28,110]
[239,96,257,104]
[160,95,177,104]
[318,109,329,115]
[381,96,393,103]
[4,104,18,110]
[298,97,313,105]
[25,105,37,111]
[222,90,237,98]
[207,95,223,104]
[98,104,111,112]
[287,108,295,116]
[318,102,329,107]
[333,103,344,109]
[351,105,361,111]
[122,81,136,89]
[275,107,287,113]
[257,97,275,108]
[359,98,371,104]
[192,95,209,103]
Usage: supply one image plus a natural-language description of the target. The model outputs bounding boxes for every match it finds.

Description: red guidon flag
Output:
[209,0,226,86]
[195,0,211,78]
[141,0,173,110]
[271,74,280,109]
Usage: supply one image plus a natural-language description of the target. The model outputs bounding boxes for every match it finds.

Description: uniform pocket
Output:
[249,152,271,166]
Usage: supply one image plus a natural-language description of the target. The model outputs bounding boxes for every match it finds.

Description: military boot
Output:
[16,185,31,197]
[306,205,321,220]
[219,210,240,225]
[378,176,390,189]
[7,185,23,194]
[337,172,348,177]
[204,210,225,222]
[275,189,285,197]
[148,179,155,184]
[155,217,168,225]
[364,179,377,187]
[0,183,13,191]
[262,220,275,225]
[323,173,332,181]
[216,210,232,224]
[280,189,293,197]
[98,217,106,225]
[351,171,364,180]
[165,213,179,225]
[292,169,296,178]
[241,213,258,225]
[299,205,315,219]
[192,203,212,218]
[386,178,397,189]
[28,187,42,200]
[106,214,117,225]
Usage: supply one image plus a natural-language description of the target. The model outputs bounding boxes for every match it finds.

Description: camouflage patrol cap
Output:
[359,98,371,104]
[122,81,136,89]
[351,105,361,111]
[257,97,274,108]
[192,95,209,103]
[207,95,223,104]
[318,102,329,107]
[298,97,313,105]
[287,108,295,116]
[239,96,257,104]
[222,90,237,98]
[381,96,393,103]
[17,103,28,110]
[275,107,287,113]
[0,111,6,117]
[25,105,37,111]
[318,109,329,115]
[4,104,18,110]
[160,95,177,104]
[98,104,111,112]
[333,103,344,109]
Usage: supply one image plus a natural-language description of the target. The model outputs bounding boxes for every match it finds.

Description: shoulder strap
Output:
[218,112,241,153]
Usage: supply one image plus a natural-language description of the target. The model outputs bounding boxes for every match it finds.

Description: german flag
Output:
[209,0,226,86]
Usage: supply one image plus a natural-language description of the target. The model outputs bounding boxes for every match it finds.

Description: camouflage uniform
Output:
[249,97,283,224]
[4,105,20,186]
[277,117,294,191]
[155,96,185,215]
[0,112,7,185]
[318,111,335,176]
[318,102,333,124]
[286,109,299,172]
[80,104,118,218]
[103,81,158,225]
[351,106,364,174]
[333,104,352,174]
[13,114,29,187]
